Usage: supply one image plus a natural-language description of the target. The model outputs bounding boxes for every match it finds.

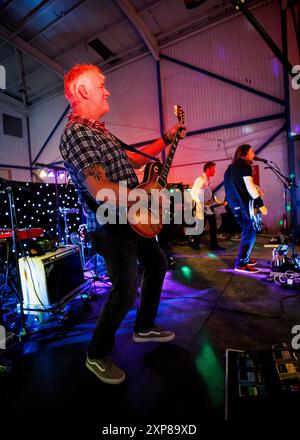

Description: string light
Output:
[0,181,82,247]
[39,169,47,178]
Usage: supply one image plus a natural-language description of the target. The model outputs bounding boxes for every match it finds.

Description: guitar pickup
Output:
[156,177,166,188]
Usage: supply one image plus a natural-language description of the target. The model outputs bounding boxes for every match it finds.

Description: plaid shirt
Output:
[59,114,139,231]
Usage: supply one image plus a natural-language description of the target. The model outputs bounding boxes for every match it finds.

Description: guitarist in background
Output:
[59,64,186,385]
[224,144,267,273]
[191,161,226,251]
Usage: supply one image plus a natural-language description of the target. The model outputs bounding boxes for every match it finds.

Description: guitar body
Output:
[129,161,165,238]
[128,104,185,238]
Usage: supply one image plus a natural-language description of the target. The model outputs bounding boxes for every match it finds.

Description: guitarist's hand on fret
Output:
[164,123,186,143]
[259,205,268,215]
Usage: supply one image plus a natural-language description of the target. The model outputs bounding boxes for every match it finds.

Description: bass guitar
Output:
[129,105,184,238]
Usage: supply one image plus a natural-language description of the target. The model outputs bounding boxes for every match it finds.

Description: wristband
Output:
[162,132,172,145]
[254,196,264,207]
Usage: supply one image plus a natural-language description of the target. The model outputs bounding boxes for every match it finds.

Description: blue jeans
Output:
[88,224,168,358]
[233,209,256,267]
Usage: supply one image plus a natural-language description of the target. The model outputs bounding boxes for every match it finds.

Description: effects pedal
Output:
[236,352,266,398]
[271,343,300,394]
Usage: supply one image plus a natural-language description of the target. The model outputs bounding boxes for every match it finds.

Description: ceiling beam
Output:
[0,0,88,65]
[115,0,160,60]
[0,0,55,52]
[2,0,163,89]
[15,48,28,107]
[0,23,65,77]
[0,90,26,113]
[0,0,13,17]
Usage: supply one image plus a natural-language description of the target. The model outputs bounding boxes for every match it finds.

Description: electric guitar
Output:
[249,199,263,232]
[204,196,226,214]
[129,105,185,238]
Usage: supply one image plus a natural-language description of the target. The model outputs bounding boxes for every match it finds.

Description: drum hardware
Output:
[0,178,32,338]
[58,207,81,245]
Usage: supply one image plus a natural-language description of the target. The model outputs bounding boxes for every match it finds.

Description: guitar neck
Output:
[161,130,180,182]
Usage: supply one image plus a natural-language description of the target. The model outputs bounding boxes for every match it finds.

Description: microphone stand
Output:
[35,163,65,244]
[264,162,298,263]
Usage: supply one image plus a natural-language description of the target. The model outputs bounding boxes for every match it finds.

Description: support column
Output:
[282,5,298,235]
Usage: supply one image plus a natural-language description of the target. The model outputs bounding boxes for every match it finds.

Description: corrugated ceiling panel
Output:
[102,22,144,53]
[1,0,41,25]
[27,67,63,95]
[141,0,232,37]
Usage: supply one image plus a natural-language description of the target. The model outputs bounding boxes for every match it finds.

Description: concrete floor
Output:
[0,234,300,427]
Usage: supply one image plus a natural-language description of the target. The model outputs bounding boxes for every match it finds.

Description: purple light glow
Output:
[271,58,280,78]
[218,47,226,60]
[293,124,300,134]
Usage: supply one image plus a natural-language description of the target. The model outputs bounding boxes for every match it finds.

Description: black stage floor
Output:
[1,235,300,430]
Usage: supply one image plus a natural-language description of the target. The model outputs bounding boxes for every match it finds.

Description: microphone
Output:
[254,156,269,164]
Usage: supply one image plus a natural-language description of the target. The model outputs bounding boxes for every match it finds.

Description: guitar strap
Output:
[82,136,160,214]
[226,165,250,219]
[114,136,160,162]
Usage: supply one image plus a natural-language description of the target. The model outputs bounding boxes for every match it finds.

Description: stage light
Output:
[242,126,252,134]
[207,253,217,259]
[39,169,47,178]
[48,171,54,177]
[181,265,192,280]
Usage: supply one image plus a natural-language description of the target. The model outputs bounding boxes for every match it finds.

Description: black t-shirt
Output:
[224,159,262,210]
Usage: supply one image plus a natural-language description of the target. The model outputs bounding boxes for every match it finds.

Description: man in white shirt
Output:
[191,161,226,251]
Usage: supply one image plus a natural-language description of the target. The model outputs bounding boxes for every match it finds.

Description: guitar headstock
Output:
[174,104,184,124]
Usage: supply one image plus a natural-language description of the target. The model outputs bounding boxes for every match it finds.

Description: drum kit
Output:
[60,208,104,274]
[58,206,88,263]
[58,206,80,245]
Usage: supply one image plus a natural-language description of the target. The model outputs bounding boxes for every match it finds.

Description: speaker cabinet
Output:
[18,245,85,314]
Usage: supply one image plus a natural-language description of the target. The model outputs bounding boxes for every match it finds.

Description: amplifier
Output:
[18,245,85,314]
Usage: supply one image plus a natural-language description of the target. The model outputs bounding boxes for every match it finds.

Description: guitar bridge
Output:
[156,177,166,188]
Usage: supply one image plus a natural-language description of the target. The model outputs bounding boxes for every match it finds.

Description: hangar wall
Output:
[1,0,297,233]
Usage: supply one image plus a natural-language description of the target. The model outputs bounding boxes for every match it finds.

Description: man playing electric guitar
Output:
[191,161,226,251]
[224,144,267,273]
[59,64,186,385]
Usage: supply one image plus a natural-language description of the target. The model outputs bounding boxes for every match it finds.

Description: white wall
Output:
[0,101,30,181]
[25,0,297,232]
[29,93,68,166]
[287,5,300,136]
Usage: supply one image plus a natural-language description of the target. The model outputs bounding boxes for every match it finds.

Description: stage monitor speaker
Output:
[18,245,85,314]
